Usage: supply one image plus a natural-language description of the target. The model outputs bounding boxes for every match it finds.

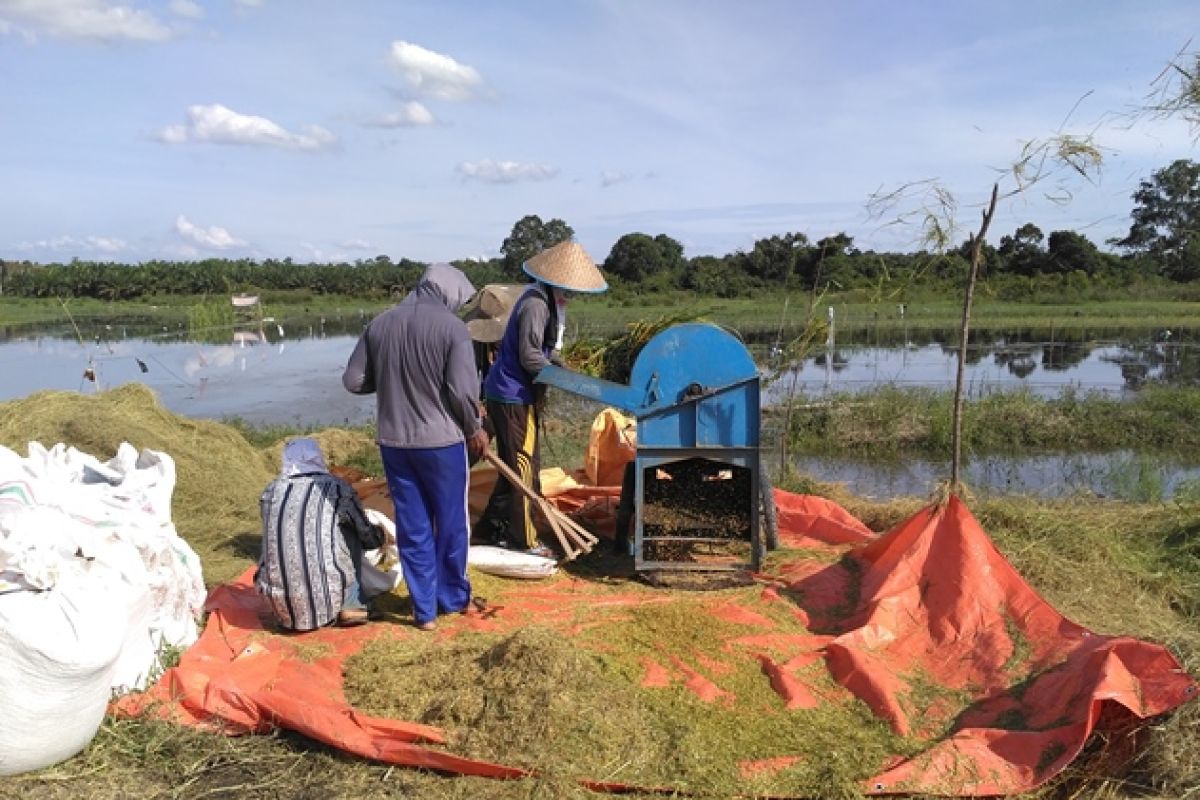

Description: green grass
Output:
[185,299,235,340]
[5,292,1198,339]
[566,294,1200,337]
[781,385,1200,457]
[1,293,395,331]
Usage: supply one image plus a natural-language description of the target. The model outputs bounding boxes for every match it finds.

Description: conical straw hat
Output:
[461,283,524,342]
[522,241,608,293]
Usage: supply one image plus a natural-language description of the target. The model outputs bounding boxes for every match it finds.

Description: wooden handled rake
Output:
[482,449,598,562]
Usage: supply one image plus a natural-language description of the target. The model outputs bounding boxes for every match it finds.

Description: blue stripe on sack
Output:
[313,479,338,620]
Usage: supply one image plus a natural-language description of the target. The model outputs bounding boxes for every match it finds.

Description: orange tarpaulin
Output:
[114,491,1197,796]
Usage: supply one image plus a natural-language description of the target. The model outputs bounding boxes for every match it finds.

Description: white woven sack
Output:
[1,442,206,690]
[0,562,130,776]
[467,545,558,579]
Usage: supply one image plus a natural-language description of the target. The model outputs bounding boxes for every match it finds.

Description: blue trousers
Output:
[380,443,472,624]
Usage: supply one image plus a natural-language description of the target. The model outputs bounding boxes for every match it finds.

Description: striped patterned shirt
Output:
[255,472,383,631]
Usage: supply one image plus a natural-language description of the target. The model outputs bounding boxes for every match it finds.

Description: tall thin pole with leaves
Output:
[950,184,998,491]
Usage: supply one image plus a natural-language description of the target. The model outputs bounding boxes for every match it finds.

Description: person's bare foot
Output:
[416,620,437,632]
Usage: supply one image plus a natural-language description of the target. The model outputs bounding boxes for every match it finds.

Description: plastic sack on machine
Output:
[582,407,636,488]
[0,441,206,776]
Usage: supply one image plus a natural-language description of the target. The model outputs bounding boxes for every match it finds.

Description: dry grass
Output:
[3,715,630,800]
[260,427,376,475]
[344,589,912,799]
[346,626,675,783]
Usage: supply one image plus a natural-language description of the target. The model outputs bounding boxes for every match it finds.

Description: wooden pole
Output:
[481,450,596,560]
[950,183,999,493]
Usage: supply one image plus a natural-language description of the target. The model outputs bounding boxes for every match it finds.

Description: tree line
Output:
[3,159,1198,302]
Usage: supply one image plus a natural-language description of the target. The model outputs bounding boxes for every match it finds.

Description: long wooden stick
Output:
[560,514,598,545]
[542,503,579,561]
[482,450,595,560]
[546,499,597,547]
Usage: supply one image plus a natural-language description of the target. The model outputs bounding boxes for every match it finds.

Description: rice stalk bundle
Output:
[564,311,705,384]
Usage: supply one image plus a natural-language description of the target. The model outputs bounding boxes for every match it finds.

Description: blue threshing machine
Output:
[536,323,765,572]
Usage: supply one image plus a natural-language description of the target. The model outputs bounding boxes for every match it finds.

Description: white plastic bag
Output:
[361,508,402,597]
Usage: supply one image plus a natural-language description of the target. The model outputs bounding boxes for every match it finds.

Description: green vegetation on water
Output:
[0,292,395,331]
[780,385,1200,458]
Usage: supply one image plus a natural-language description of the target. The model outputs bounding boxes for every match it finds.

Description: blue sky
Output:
[1,0,1195,265]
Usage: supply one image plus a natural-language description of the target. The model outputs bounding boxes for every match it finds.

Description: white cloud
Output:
[168,0,202,19]
[601,170,631,188]
[387,41,483,101]
[234,0,262,6]
[299,242,349,263]
[0,0,172,42]
[17,234,128,255]
[156,104,337,151]
[339,238,373,250]
[175,215,246,249]
[365,100,436,128]
[457,159,559,184]
[88,235,127,253]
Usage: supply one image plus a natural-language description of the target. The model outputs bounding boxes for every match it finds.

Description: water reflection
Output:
[758,326,1200,400]
[0,310,371,346]
[0,313,377,427]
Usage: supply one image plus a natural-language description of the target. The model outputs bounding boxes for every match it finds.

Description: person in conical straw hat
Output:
[477,240,607,556]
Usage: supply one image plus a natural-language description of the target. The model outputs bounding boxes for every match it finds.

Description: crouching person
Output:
[255,438,386,631]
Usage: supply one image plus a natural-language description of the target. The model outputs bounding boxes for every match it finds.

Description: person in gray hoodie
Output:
[343,263,488,631]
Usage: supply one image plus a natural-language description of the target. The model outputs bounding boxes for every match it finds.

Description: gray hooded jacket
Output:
[342,263,482,448]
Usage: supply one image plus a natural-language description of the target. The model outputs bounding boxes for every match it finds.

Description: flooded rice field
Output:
[756,324,1200,402]
[3,315,1199,501]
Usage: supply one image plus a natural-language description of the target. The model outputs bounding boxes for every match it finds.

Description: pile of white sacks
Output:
[0,441,206,776]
